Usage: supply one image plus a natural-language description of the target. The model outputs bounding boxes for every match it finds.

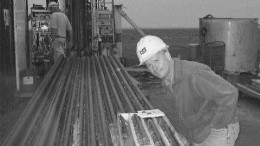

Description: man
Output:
[48,1,73,63]
[136,35,239,146]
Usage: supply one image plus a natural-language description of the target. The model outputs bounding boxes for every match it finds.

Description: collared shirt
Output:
[162,58,238,143]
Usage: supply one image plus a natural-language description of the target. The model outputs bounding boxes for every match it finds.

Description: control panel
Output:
[30,6,52,66]
[94,9,115,55]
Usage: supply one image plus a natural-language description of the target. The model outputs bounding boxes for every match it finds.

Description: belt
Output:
[223,117,239,129]
[211,117,239,130]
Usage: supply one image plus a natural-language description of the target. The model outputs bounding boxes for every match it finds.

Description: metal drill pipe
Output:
[21,59,68,146]
[91,56,104,145]
[24,60,68,145]
[108,55,144,110]
[3,58,66,146]
[94,95,105,145]
[92,56,110,145]
[48,59,76,146]
[82,57,89,146]
[152,118,172,146]
[3,57,64,146]
[58,58,79,146]
[146,119,164,145]
[104,56,135,112]
[37,58,74,146]
[72,58,83,145]
[79,57,85,146]
[62,58,81,146]
[158,118,179,146]
[140,117,156,145]
[67,58,82,146]
[111,55,154,109]
[110,56,146,110]
[21,59,69,146]
[96,56,116,122]
[86,57,96,146]
[34,59,71,145]
[100,56,125,113]
[97,56,115,122]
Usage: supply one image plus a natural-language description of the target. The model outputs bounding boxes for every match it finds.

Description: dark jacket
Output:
[163,58,238,143]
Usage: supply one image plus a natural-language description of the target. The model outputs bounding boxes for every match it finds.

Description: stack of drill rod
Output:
[3,55,188,146]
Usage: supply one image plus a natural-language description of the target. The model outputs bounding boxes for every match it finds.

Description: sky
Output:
[114,0,260,28]
[29,0,260,28]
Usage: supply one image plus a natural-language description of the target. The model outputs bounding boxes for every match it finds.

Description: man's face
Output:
[144,51,170,78]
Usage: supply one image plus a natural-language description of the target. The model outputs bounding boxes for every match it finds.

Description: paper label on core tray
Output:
[137,109,165,118]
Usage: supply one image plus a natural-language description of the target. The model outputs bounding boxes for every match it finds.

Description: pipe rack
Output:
[3,56,188,146]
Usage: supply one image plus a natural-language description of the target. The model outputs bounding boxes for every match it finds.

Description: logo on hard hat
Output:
[139,47,147,55]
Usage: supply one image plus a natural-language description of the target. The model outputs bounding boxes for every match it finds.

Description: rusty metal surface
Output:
[3,55,187,146]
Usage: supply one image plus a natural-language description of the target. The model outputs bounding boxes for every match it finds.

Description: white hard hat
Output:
[136,35,169,65]
[48,1,59,10]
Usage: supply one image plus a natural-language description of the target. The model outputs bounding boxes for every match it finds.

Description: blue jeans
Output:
[193,122,239,146]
